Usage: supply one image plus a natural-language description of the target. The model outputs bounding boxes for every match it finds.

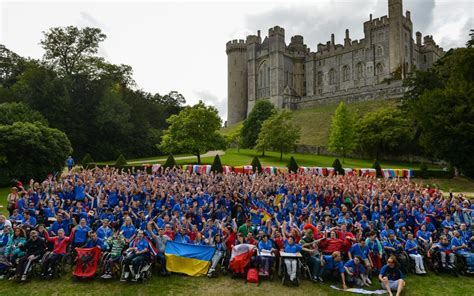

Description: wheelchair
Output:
[38,251,66,279]
[120,255,154,283]
[426,249,460,276]
[280,256,303,286]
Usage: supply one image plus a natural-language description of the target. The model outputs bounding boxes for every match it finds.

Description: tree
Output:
[256,110,300,161]
[328,102,356,163]
[287,156,299,173]
[160,101,226,164]
[0,102,48,125]
[356,108,413,159]
[407,47,474,176]
[115,154,128,166]
[241,100,276,148]
[226,125,243,152]
[467,29,474,48]
[40,26,106,76]
[373,159,382,178]
[0,122,72,185]
[211,154,223,173]
[163,154,177,169]
[332,158,344,175]
[81,153,94,168]
[251,156,262,173]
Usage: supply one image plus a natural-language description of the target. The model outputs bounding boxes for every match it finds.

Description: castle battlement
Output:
[226,0,445,125]
[226,39,247,53]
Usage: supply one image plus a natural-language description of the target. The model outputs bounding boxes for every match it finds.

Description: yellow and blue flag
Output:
[165,241,215,276]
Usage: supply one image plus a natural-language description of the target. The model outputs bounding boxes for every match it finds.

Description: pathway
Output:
[127,150,225,165]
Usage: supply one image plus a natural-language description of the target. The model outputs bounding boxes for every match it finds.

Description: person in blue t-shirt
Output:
[430,235,456,269]
[379,255,405,296]
[121,230,150,282]
[66,156,74,171]
[97,219,113,241]
[120,217,137,244]
[321,251,347,290]
[257,234,275,275]
[72,218,91,248]
[405,232,426,274]
[451,230,474,273]
[282,226,302,284]
[344,256,370,287]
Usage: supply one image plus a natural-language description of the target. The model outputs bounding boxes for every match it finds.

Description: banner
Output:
[165,241,215,277]
[73,247,101,278]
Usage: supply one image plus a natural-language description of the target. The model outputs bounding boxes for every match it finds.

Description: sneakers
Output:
[318,276,324,283]
[21,275,27,281]
[101,274,112,279]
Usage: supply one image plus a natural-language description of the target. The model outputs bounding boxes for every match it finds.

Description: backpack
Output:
[246,268,259,284]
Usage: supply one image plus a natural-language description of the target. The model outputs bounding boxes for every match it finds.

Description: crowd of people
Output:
[1,166,473,295]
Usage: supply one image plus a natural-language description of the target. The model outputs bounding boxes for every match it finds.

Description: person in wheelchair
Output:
[208,233,226,277]
[121,230,150,282]
[383,233,403,257]
[101,228,127,279]
[281,227,303,285]
[451,230,474,274]
[38,226,73,278]
[416,224,433,252]
[12,230,47,281]
[299,228,323,283]
[430,235,456,270]
[405,232,426,274]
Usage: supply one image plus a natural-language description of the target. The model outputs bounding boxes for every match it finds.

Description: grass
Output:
[95,153,192,165]
[175,148,441,170]
[0,272,472,295]
[412,177,474,198]
[222,99,401,148]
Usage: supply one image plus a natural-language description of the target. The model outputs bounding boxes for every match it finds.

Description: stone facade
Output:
[226,0,445,125]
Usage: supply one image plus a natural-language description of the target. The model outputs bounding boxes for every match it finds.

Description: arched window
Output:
[377,45,384,57]
[267,66,270,87]
[356,62,364,79]
[317,71,323,86]
[342,65,350,82]
[376,63,384,75]
[329,68,336,85]
[257,61,269,98]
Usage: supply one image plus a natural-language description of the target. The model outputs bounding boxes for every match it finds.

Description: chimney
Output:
[416,32,422,45]
[331,33,335,45]
[257,30,261,38]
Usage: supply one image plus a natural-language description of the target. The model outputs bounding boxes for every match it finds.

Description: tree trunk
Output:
[261,147,265,157]
[280,150,283,162]
[196,152,201,164]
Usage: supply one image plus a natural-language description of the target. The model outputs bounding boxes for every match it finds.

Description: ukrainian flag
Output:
[165,241,216,276]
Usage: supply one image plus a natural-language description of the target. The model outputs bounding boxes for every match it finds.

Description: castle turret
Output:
[388,0,404,75]
[226,39,248,125]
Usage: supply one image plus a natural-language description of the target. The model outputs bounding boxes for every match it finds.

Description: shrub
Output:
[211,154,223,173]
[251,156,262,173]
[332,158,345,175]
[287,156,299,173]
[115,154,128,166]
[163,154,177,169]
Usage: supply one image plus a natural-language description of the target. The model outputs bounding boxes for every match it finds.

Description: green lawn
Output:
[95,153,192,165]
[175,149,441,170]
[0,272,472,296]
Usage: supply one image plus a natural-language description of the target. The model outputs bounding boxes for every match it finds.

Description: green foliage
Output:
[160,101,226,164]
[0,102,47,125]
[356,108,413,159]
[211,154,223,173]
[226,125,243,151]
[406,47,474,177]
[332,158,344,175]
[251,156,262,173]
[163,154,177,169]
[467,29,474,48]
[40,26,107,76]
[373,159,382,178]
[256,110,300,161]
[0,122,72,186]
[328,102,356,163]
[287,156,299,173]
[420,163,428,172]
[241,100,275,148]
[114,154,128,166]
[81,153,94,168]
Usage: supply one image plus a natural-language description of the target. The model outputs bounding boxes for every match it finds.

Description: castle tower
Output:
[388,0,404,75]
[268,26,286,109]
[226,39,248,125]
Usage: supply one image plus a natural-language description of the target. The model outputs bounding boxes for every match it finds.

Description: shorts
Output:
[381,279,401,290]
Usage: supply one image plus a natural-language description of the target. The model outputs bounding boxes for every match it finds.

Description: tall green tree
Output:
[0,122,72,185]
[40,26,106,76]
[0,102,48,125]
[356,108,413,159]
[160,101,226,164]
[256,110,300,161]
[241,100,275,148]
[328,102,356,163]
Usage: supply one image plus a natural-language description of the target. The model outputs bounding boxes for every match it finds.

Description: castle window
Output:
[405,45,408,56]
[329,68,336,85]
[317,72,323,86]
[377,45,384,57]
[342,65,350,82]
[267,66,270,86]
[257,61,269,98]
[423,55,427,63]
[356,62,364,79]
[285,71,289,86]
[376,63,384,75]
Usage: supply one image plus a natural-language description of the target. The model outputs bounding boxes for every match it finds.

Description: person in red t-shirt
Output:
[337,224,356,254]
[320,230,345,254]
[38,225,74,277]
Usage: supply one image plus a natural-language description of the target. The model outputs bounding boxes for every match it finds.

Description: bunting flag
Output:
[243,165,253,174]
[73,247,101,278]
[152,164,161,173]
[381,169,413,179]
[223,165,233,174]
[274,194,283,206]
[165,241,215,277]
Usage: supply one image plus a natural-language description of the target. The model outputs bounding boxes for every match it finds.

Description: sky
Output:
[1,0,473,121]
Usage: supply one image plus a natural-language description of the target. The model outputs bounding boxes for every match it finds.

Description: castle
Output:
[226,0,445,125]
